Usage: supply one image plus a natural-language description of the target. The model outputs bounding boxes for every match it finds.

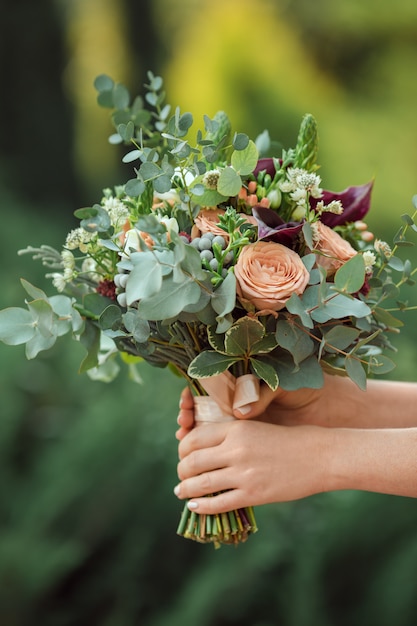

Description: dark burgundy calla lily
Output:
[312,180,374,228]
[252,206,303,248]
[253,158,278,179]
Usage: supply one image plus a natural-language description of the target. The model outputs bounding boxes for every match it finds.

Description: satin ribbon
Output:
[195,372,260,424]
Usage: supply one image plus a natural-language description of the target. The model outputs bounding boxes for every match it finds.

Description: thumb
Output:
[233,384,283,419]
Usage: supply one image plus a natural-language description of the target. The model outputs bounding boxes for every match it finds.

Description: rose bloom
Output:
[191,208,257,240]
[234,241,310,311]
[314,221,356,275]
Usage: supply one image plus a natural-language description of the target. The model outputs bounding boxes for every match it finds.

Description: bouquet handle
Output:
[176,374,260,547]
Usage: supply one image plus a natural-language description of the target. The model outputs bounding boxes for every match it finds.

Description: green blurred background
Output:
[1,1,417,624]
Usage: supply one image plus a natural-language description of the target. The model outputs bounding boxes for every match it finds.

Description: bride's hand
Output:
[176,382,327,440]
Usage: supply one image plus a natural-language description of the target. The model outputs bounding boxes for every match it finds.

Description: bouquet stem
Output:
[176,499,258,548]
[176,393,258,547]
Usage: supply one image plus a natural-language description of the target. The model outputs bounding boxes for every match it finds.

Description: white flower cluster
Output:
[315,200,344,215]
[279,167,323,220]
[362,250,376,273]
[65,227,95,253]
[102,194,130,229]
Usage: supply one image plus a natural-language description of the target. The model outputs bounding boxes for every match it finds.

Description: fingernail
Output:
[187,501,198,510]
[236,405,251,416]
[174,484,180,497]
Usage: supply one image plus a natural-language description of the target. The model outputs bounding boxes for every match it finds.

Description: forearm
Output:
[319,377,417,429]
[327,426,417,497]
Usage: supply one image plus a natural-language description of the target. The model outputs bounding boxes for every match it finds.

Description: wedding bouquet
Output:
[1,72,417,547]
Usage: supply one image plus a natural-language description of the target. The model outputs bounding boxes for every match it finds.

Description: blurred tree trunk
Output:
[0,0,79,208]
[123,0,168,84]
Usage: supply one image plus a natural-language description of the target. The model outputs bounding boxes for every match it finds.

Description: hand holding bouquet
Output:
[1,72,416,547]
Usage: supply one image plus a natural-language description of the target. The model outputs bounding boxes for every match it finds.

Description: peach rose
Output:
[191,209,258,241]
[314,221,356,275]
[234,241,310,311]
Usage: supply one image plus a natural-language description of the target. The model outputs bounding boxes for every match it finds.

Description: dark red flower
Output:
[96,279,117,300]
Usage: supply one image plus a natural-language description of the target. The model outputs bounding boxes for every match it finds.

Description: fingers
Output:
[175,486,245,515]
[178,422,226,461]
[175,387,195,440]
[233,384,283,419]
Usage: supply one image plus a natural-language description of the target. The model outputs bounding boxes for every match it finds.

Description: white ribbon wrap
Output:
[195,373,260,425]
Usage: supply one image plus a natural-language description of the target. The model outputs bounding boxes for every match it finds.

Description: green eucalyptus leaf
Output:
[122,149,141,163]
[80,205,111,234]
[286,292,314,329]
[224,317,265,356]
[25,331,57,360]
[302,222,314,249]
[368,354,396,375]
[113,83,130,109]
[125,178,145,197]
[20,279,48,301]
[191,186,227,206]
[231,140,258,175]
[275,319,314,365]
[154,174,172,194]
[49,295,83,335]
[215,313,234,333]
[27,299,55,338]
[217,167,242,197]
[311,293,371,322]
[83,293,114,317]
[179,240,207,280]
[178,112,193,132]
[373,306,404,328]
[140,162,161,181]
[99,305,123,331]
[345,356,367,390]
[387,256,404,272]
[263,353,324,391]
[249,357,279,390]
[137,275,200,320]
[94,74,114,92]
[334,254,366,294]
[182,288,211,313]
[122,310,150,343]
[188,350,238,378]
[211,271,236,317]
[118,121,134,142]
[302,253,316,274]
[87,358,121,383]
[125,255,163,305]
[323,325,360,351]
[79,320,101,372]
[232,133,249,150]
[0,307,36,345]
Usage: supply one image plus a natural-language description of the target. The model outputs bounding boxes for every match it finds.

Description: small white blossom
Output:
[65,227,94,253]
[63,267,75,281]
[61,249,75,270]
[315,200,344,215]
[374,239,392,258]
[50,273,67,292]
[279,180,294,193]
[122,229,142,259]
[159,216,179,235]
[363,250,376,273]
[203,169,221,190]
[102,195,129,228]
[290,188,307,204]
